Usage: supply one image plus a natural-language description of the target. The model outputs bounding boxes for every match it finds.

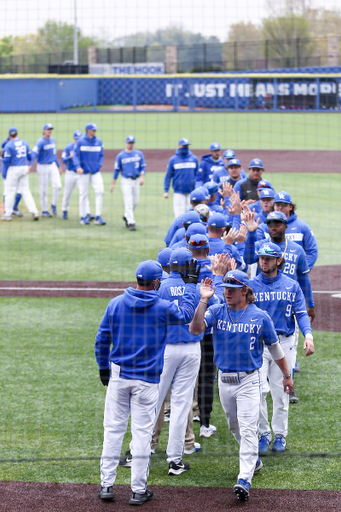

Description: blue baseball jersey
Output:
[62,142,77,171]
[204,302,278,372]
[250,272,312,337]
[196,154,225,187]
[212,168,246,188]
[114,149,146,180]
[2,138,32,178]
[244,232,315,308]
[73,134,104,174]
[95,283,196,383]
[164,149,199,194]
[31,137,60,166]
[169,227,186,247]
[256,213,318,270]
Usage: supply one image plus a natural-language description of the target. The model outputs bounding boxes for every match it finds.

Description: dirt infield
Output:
[0,481,340,512]
[45,149,341,174]
[0,265,340,332]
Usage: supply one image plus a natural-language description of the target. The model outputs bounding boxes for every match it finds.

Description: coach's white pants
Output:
[292,318,299,372]
[259,335,294,438]
[37,162,62,211]
[218,370,260,484]
[121,176,140,225]
[100,363,158,494]
[5,166,38,216]
[61,171,90,216]
[173,193,190,218]
[78,173,103,218]
[154,342,201,463]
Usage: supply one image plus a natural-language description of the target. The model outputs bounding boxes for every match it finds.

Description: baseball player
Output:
[255,188,275,224]
[212,158,243,189]
[195,142,224,187]
[233,159,264,201]
[257,191,318,270]
[157,247,172,280]
[31,123,62,217]
[95,258,200,504]
[189,267,293,501]
[164,138,199,218]
[73,123,106,225]
[222,149,247,181]
[61,130,93,221]
[110,135,146,231]
[1,128,23,216]
[1,128,39,221]
[250,243,314,453]
[164,210,201,248]
[170,222,207,250]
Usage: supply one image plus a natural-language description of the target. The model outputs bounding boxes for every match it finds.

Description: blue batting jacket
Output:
[164,149,199,194]
[73,134,104,174]
[196,154,225,187]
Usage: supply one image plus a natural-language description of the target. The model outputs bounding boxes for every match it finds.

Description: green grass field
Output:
[0,297,340,490]
[1,112,341,150]
[0,172,339,282]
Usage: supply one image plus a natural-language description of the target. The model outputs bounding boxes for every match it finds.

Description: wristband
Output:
[305,333,313,340]
[283,375,291,379]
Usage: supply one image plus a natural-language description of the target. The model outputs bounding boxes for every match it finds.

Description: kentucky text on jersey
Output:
[253,291,297,302]
[114,149,146,179]
[216,320,262,334]
[31,137,60,166]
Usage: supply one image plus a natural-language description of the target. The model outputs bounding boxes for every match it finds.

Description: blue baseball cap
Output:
[182,210,201,226]
[203,181,219,196]
[73,130,82,139]
[8,126,18,135]
[223,149,235,159]
[260,188,275,199]
[220,270,250,288]
[43,123,53,130]
[170,248,193,266]
[85,122,98,131]
[157,248,172,267]
[249,158,263,169]
[178,137,190,146]
[274,191,292,204]
[228,158,241,168]
[208,212,227,228]
[188,234,209,250]
[264,211,287,224]
[126,135,135,143]
[209,142,220,151]
[190,188,208,202]
[186,223,207,237]
[257,179,272,190]
[136,260,163,281]
[257,242,282,258]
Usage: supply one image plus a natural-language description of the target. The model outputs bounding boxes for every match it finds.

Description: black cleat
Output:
[129,489,154,506]
[168,460,190,475]
[119,449,132,467]
[98,486,114,500]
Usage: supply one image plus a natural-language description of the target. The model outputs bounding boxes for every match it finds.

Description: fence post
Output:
[144,45,147,62]
[235,79,238,110]
[133,47,136,64]
[296,38,300,68]
[316,77,320,110]
[265,40,269,70]
[120,47,123,63]
[133,78,137,112]
[273,78,277,110]
[203,43,207,71]
[234,41,238,70]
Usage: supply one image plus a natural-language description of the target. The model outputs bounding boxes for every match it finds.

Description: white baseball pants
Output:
[218,370,260,484]
[61,171,90,215]
[90,172,104,217]
[3,178,23,197]
[259,335,294,438]
[173,193,190,218]
[154,342,201,464]
[100,363,158,494]
[37,162,62,211]
[121,176,140,225]
[292,318,299,372]
[4,166,38,216]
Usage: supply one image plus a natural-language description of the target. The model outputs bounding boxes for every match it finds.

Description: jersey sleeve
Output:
[139,152,146,175]
[72,140,81,169]
[195,161,205,187]
[293,284,312,336]
[95,306,113,369]
[113,153,121,179]
[62,145,70,164]
[164,157,174,193]
[262,312,279,346]
[98,142,104,169]
[256,223,268,241]
[297,271,315,309]
[302,223,318,270]
[203,304,218,330]
[244,231,259,264]
[31,139,41,162]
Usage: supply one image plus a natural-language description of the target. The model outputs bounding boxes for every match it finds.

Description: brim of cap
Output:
[274,199,291,203]
[257,253,279,258]
[264,219,287,224]
[219,283,245,288]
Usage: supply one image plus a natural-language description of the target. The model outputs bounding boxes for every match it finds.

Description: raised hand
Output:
[199,278,215,301]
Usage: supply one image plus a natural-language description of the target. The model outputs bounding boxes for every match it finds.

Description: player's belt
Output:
[220,369,255,384]
[128,176,138,180]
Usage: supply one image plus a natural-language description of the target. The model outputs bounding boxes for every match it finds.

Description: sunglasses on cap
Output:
[188,239,207,247]
[222,276,247,286]
[258,246,282,257]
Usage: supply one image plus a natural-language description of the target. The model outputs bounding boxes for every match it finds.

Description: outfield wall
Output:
[1,74,341,112]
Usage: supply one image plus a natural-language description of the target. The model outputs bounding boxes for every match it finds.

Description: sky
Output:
[3,0,341,42]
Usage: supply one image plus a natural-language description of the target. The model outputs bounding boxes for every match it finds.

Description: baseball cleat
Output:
[193,415,200,422]
[164,410,170,422]
[129,223,136,231]
[184,442,201,455]
[258,432,272,454]
[295,361,301,373]
[98,486,114,500]
[129,490,154,506]
[94,216,106,225]
[62,211,68,220]
[123,215,129,227]
[168,460,190,475]
[79,217,90,225]
[254,456,263,472]
[32,213,39,221]
[289,388,299,403]
[199,424,217,438]
[272,435,286,452]
[87,214,95,221]
[1,215,12,221]
[42,211,52,218]
[233,479,250,501]
[119,449,132,467]
[12,208,23,217]
[51,204,57,216]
